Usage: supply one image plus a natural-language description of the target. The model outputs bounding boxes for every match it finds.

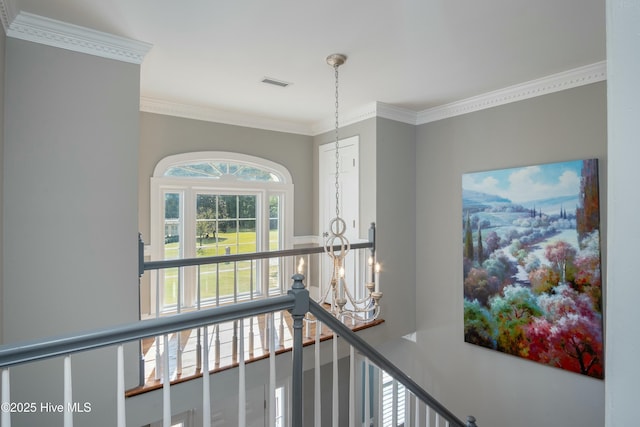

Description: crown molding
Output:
[7,11,151,64]
[376,102,418,125]
[0,0,16,34]
[310,102,380,135]
[417,61,607,124]
[141,62,606,135]
[311,102,417,135]
[140,97,314,136]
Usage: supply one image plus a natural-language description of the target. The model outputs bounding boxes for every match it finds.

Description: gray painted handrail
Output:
[143,221,376,272]
[143,241,373,271]
[0,294,295,368]
[0,269,476,426]
[309,299,469,427]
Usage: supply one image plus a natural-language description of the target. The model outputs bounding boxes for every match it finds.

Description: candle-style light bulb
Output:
[375,263,381,292]
[297,257,305,274]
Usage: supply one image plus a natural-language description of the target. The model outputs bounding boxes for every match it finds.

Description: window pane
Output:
[238,220,257,253]
[196,194,217,256]
[238,195,256,218]
[269,196,281,291]
[219,219,236,236]
[269,196,280,250]
[220,195,237,219]
[164,193,182,308]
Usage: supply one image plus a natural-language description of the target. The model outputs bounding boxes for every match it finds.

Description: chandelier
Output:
[316,53,382,322]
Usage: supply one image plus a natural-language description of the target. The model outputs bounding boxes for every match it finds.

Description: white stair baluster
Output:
[63,355,73,427]
[238,318,246,427]
[268,314,276,427]
[155,272,161,381]
[279,313,284,348]
[214,325,220,368]
[332,333,338,427]
[2,368,11,427]
[405,389,410,426]
[196,266,202,374]
[392,379,398,427]
[249,318,254,358]
[377,368,383,426]
[349,346,355,427]
[202,326,211,427]
[314,321,321,427]
[176,269,182,377]
[363,358,370,427]
[162,335,171,427]
[117,345,125,427]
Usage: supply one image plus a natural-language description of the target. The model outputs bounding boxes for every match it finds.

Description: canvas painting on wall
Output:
[462,159,603,379]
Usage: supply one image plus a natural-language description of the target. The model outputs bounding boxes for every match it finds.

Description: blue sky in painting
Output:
[462,160,583,204]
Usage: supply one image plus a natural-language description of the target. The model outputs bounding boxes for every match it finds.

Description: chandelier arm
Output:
[340,278,372,306]
[346,293,377,307]
[317,281,334,306]
[340,305,381,323]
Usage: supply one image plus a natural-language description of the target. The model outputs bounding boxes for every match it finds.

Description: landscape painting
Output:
[462,159,603,379]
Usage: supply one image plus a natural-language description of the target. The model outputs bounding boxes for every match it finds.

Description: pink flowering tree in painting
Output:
[544,240,577,284]
[525,284,603,378]
[573,231,603,311]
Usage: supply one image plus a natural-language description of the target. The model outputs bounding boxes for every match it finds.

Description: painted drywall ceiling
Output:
[10,0,605,129]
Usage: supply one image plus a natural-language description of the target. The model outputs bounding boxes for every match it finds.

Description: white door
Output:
[318,136,360,303]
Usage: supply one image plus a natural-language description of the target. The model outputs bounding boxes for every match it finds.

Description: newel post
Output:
[466,415,478,427]
[288,273,309,427]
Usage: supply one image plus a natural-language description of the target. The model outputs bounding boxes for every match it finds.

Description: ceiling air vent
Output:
[261,77,291,88]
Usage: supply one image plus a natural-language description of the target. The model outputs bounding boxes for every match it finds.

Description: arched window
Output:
[150,152,294,314]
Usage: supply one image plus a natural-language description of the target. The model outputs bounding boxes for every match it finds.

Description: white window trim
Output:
[149,152,294,316]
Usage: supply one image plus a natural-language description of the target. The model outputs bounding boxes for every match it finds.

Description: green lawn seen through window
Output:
[162,230,280,307]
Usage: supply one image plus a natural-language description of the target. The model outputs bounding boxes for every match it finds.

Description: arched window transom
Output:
[164,161,283,182]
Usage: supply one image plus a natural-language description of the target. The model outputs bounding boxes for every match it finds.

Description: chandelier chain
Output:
[319,53,381,323]
[334,63,340,219]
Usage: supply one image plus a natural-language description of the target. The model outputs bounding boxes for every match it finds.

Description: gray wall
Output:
[0,28,5,345]
[138,112,314,243]
[411,82,606,427]
[376,118,417,338]
[313,117,417,342]
[3,38,141,426]
[605,0,640,425]
[312,118,377,238]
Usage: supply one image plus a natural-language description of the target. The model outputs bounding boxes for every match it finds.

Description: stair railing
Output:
[0,272,477,427]
[139,224,377,387]
[308,273,476,426]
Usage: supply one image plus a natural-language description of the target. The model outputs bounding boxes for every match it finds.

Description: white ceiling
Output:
[8,0,606,132]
